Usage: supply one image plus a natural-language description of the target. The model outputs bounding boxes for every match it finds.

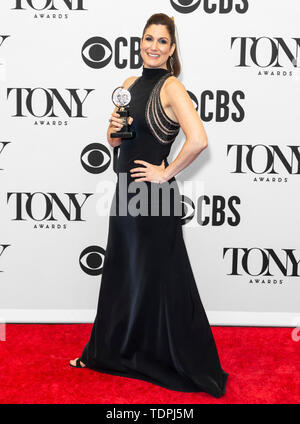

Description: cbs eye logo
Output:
[170,0,201,14]
[180,195,195,225]
[187,90,198,111]
[81,143,111,174]
[79,245,106,276]
[82,37,112,69]
[170,0,249,14]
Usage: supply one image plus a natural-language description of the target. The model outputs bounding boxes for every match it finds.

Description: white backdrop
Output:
[0,0,299,326]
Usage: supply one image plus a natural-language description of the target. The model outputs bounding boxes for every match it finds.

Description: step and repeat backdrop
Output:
[0,1,299,326]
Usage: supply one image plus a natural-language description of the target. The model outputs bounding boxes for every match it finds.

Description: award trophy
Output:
[111,86,135,139]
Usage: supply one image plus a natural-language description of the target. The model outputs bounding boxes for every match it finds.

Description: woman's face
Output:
[140,24,175,70]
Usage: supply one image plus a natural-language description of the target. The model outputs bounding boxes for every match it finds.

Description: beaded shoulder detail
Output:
[145,73,180,145]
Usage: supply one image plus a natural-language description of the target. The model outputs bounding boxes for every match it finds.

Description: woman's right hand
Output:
[110,112,133,132]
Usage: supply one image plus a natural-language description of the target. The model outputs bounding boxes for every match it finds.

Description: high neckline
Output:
[142,66,170,80]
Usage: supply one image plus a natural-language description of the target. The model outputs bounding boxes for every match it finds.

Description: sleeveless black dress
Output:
[79,66,228,398]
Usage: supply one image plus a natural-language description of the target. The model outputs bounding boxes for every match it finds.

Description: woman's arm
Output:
[161,77,208,182]
[107,76,137,147]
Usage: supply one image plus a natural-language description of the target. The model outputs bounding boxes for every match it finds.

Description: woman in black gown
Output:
[70,13,228,398]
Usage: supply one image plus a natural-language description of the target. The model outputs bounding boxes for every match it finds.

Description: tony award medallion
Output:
[111,86,135,139]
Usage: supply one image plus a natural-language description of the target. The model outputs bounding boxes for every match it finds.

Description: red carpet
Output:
[0,324,299,404]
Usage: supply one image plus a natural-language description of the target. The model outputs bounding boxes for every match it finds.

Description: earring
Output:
[169,55,174,75]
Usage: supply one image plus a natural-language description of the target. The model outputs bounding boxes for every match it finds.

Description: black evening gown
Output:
[79,66,228,398]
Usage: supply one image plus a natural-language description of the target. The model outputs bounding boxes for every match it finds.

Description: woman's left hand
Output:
[130,159,167,184]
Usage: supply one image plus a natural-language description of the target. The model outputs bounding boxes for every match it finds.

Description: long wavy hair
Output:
[141,13,181,78]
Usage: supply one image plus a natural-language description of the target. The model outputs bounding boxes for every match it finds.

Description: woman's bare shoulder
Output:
[164,75,184,89]
[122,76,140,89]
[161,75,185,99]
